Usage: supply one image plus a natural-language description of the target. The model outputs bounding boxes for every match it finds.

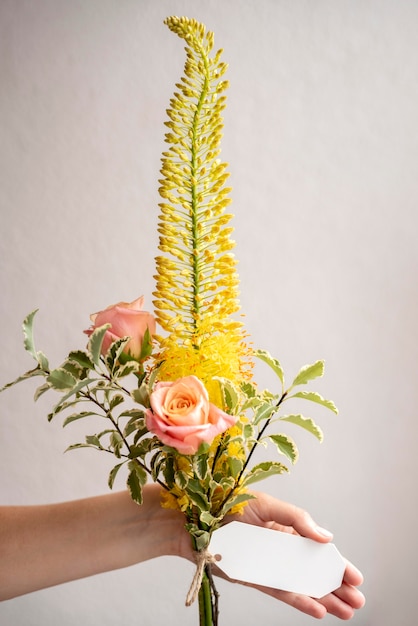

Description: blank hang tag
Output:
[209,521,345,598]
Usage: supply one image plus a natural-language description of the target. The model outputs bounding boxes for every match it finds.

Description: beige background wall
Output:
[1,1,417,624]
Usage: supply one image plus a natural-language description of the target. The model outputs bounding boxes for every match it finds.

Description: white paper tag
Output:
[209,521,345,598]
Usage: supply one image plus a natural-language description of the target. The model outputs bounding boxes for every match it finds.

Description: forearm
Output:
[0,484,187,601]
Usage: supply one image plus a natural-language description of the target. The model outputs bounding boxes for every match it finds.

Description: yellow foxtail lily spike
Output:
[153,16,253,404]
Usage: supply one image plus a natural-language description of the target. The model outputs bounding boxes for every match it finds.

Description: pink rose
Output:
[84,296,156,361]
[145,375,236,455]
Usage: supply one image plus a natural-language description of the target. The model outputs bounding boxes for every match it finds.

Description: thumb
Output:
[251,491,334,543]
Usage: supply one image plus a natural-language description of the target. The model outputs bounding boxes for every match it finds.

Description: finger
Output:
[249,491,334,543]
[318,584,365,620]
[318,592,355,620]
[333,582,366,610]
[343,559,364,587]
[238,581,328,619]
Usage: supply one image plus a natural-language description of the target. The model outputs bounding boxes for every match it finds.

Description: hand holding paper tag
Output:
[210,521,345,598]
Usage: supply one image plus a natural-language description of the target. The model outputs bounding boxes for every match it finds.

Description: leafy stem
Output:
[217,390,288,515]
[238,391,288,483]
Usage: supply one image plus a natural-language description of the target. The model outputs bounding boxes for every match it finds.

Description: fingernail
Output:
[316,526,333,538]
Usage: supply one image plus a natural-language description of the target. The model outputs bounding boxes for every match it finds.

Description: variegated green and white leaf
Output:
[47,368,77,391]
[108,461,126,489]
[88,324,111,366]
[127,460,148,505]
[242,460,288,486]
[22,310,38,360]
[291,361,325,388]
[279,414,324,442]
[253,349,285,388]
[62,411,99,427]
[289,390,338,414]
[269,433,299,464]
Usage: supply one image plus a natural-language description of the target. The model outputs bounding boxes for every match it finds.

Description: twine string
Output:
[185,548,218,607]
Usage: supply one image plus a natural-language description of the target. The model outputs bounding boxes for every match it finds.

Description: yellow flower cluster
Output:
[152,16,253,402]
[160,427,249,516]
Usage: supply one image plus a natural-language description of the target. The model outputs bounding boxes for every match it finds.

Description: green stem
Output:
[198,570,214,626]
[190,47,210,335]
[191,532,217,626]
[198,565,220,626]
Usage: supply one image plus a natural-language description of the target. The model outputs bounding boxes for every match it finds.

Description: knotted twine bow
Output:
[185,548,218,606]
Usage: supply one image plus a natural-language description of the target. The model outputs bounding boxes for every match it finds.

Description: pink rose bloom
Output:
[84,296,156,361]
[145,375,237,455]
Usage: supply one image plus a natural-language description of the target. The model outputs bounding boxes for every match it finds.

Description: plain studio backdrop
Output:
[0,1,417,625]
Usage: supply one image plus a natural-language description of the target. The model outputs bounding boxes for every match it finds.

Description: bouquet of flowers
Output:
[1,17,337,626]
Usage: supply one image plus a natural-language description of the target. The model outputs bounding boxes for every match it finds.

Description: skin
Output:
[0,484,365,619]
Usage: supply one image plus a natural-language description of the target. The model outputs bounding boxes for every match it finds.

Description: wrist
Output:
[113,484,192,565]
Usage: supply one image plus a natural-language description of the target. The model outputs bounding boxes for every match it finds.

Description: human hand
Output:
[224,491,365,620]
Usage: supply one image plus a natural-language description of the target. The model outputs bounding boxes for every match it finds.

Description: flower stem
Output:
[198,568,217,626]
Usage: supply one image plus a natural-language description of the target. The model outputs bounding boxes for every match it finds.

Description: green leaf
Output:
[122,412,146,438]
[243,423,255,439]
[196,442,210,455]
[105,336,131,372]
[242,461,288,486]
[85,434,102,448]
[162,454,175,487]
[20,311,49,371]
[187,489,209,511]
[214,377,240,413]
[47,379,95,421]
[147,365,161,392]
[48,399,80,422]
[254,349,285,387]
[253,401,277,426]
[132,424,152,445]
[119,409,146,419]
[61,360,84,379]
[227,456,243,478]
[289,391,338,414]
[110,431,124,457]
[109,394,124,411]
[96,428,116,441]
[138,327,153,361]
[88,324,111,366]
[280,414,324,442]
[128,437,158,458]
[22,310,38,360]
[34,382,51,401]
[62,411,98,427]
[199,511,220,527]
[241,381,257,399]
[115,362,140,378]
[150,450,165,481]
[108,461,126,489]
[47,368,77,391]
[36,351,49,372]
[0,366,44,393]
[174,470,189,490]
[193,453,209,481]
[269,433,299,464]
[291,361,325,387]
[185,526,211,551]
[65,442,96,452]
[221,492,256,516]
[68,350,95,370]
[127,461,148,505]
[131,385,150,408]
[195,532,211,551]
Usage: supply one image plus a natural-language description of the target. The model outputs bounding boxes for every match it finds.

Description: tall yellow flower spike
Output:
[153,16,253,404]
